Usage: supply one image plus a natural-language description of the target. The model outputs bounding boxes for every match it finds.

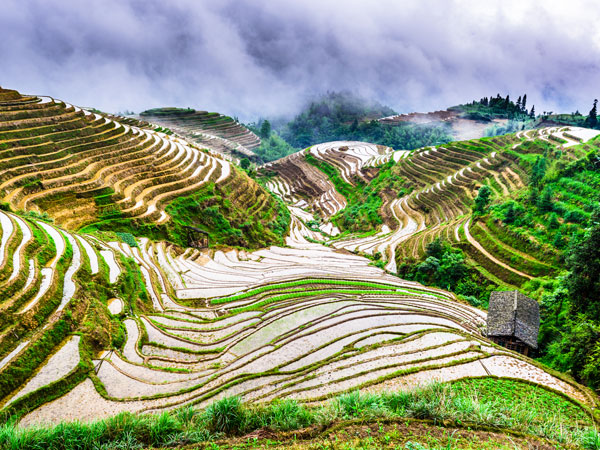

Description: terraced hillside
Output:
[0,87,598,441]
[139,107,261,158]
[264,142,409,236]
[0,88,284,249]
[262,127,600,285]
[0,204,595,429]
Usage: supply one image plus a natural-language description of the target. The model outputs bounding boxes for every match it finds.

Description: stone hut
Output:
[486,290,540,356]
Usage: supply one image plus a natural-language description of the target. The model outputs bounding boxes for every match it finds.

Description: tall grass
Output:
[0,382,596,449]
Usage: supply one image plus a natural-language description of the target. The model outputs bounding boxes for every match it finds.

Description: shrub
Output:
[116,232,138,248]
[579,428,600,450]
[266,399,313,431]
[335,390,387,419]
[202,396,245,434]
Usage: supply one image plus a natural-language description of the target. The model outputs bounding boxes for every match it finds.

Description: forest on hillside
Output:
[248,92,454,162]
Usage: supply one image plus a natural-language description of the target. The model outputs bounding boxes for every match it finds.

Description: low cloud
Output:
[1,0,599,120]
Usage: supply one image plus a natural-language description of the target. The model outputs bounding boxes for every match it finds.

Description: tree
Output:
[552,231,565,248]
[259,120,271,138]
[240,157,251,170]
[548,212,560,229]
[566,207,600,316]
[417,256,440,281]
[585,99,598,129]
[527,187,539,206]
[530,156,547,187]
[521,94,527,112]
[538,186,554,212]
[504,202,516,224]
[529,105,535,119]
[425,238,444,259]
[474,185,492,214]
[438,251,468,287]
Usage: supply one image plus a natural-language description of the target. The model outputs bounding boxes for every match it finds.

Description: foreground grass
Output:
[1,380,598,449]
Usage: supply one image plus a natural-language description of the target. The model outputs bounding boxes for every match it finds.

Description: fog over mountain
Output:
[2,0,600,120]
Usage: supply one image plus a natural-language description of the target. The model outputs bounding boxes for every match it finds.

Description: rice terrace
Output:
[1,1,600,449]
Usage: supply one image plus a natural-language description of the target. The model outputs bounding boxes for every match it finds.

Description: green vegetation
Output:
[275,91,453,150]
[473,185,492,215]
[305,152,380,232]
[398,134,600,389]
[210,279,403,304]
[305,155,407,233]
[82,170,290,251]
[2,380,596,449]
[451,93,535,122]
[166,179,290,249]
[398,238,491,308]
[246,120,298,163]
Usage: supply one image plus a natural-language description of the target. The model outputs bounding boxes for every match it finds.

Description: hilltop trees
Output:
[585,99,598,129]
[279,91,452,149]
[457,93,533,122]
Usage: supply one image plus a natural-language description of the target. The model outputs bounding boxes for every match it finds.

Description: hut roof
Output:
[486,291,540,349]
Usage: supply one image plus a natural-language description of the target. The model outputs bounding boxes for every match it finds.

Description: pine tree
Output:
[529,105,535,119]
[539,186,554,212]
[474,185,492,214]
[528,187,539,205]
[552,231,565,248]
[585,99,598,129]
[530,156,546,186]
[516,96,522,110]
[259,119,272,139]
[504,202,516,224]
[522,94,527,111]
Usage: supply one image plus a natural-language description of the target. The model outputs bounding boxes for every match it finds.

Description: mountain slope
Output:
[0,88,597,446]
[263,127,599,283]
[140,107,261,158]
[0,88,286,249]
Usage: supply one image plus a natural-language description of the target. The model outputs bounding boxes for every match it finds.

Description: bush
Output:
[202,396,245,434]
[579,428,600,450]
[565,209,586,223]
[335,391,386,419]
[266,399,312,431]
[116,232,138,248]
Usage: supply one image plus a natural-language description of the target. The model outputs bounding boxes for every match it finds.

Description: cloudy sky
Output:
[2,0,600,120]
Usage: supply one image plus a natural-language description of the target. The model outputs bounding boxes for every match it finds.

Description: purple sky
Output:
[1,0,599,120]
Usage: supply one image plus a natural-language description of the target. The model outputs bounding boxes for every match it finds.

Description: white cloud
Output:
[1,0,599,119]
